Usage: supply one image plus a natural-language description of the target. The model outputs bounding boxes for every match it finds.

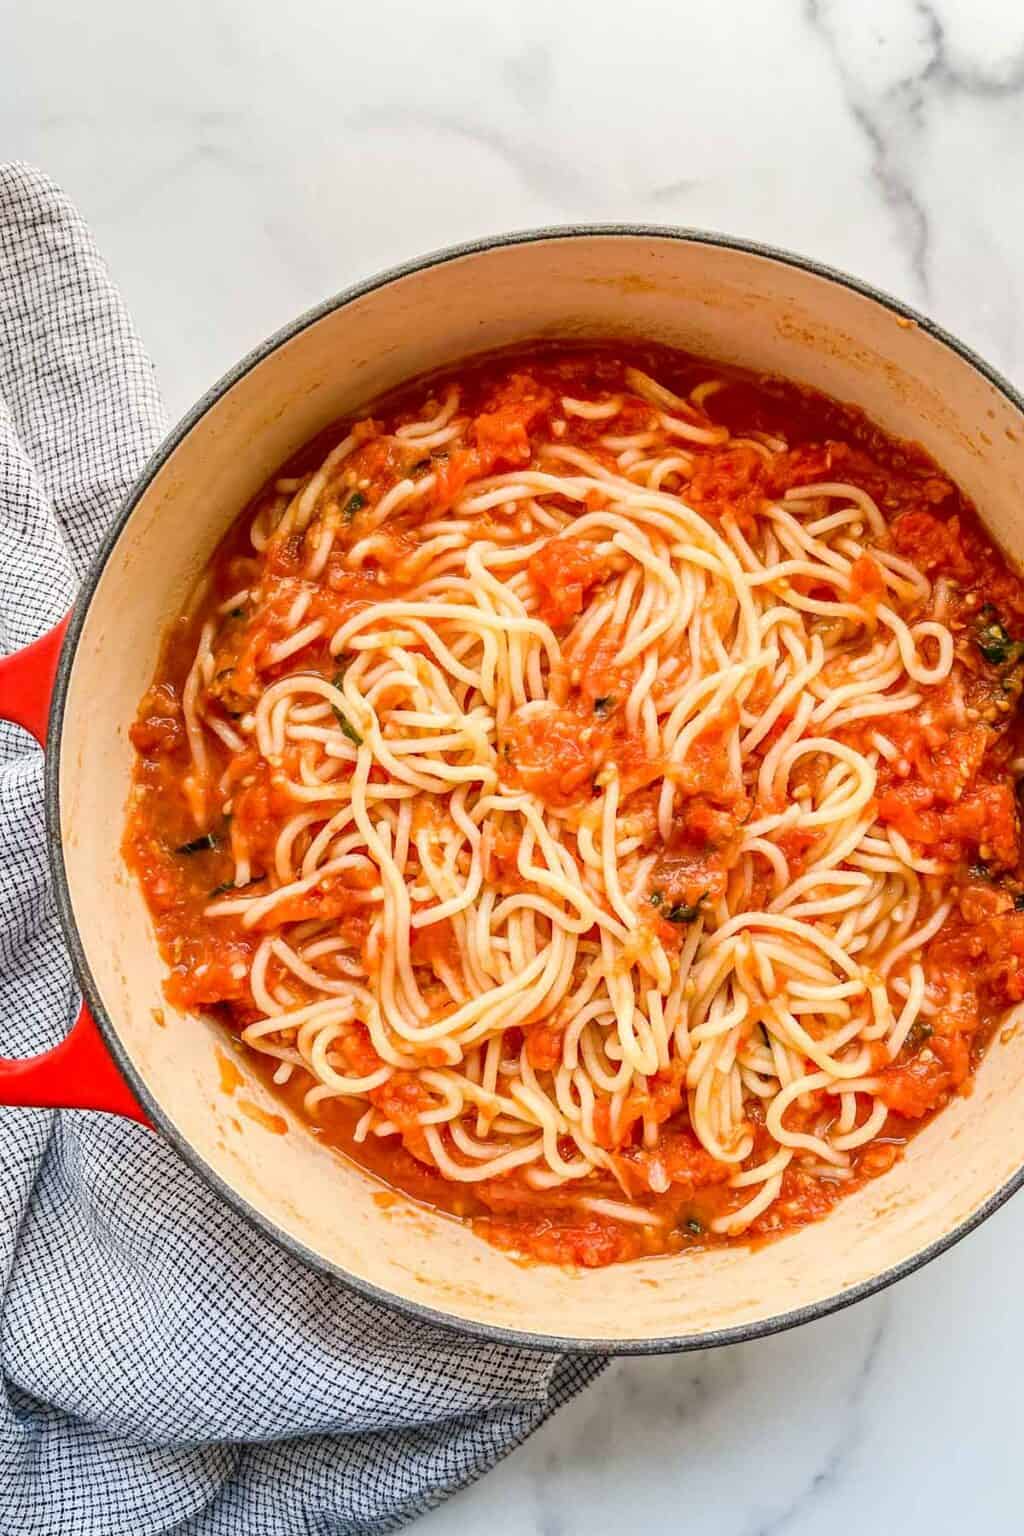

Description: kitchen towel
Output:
[0,161,604,1536]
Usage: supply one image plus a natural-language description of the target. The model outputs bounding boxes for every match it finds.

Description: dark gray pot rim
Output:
[44,222,1024,1355]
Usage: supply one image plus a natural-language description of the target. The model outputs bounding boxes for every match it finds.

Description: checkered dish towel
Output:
[0,163,604,1536]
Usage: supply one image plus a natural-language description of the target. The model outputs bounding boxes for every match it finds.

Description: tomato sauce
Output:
[125,343,1024,1266]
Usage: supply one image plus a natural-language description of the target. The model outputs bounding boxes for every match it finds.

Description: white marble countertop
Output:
[6,0,1024,1529]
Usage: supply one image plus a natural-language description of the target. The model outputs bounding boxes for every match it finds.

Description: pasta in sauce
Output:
[125,345,1024,1267]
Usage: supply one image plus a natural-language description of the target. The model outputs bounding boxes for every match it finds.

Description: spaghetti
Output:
[126,347,1024,1266]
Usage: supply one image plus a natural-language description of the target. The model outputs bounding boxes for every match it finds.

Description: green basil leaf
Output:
[176,833,218,855]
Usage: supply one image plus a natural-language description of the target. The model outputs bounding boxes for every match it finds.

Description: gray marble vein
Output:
[805,0,1024,362]
[807,0,937,296]
[750,1304,889,1536]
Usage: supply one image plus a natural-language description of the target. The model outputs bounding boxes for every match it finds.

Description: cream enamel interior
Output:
[58,233,1024,1345]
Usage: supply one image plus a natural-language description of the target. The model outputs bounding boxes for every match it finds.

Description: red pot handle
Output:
[0,616,148,1123]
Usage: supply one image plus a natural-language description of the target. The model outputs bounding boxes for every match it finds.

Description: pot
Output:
[2,227,1023,1352]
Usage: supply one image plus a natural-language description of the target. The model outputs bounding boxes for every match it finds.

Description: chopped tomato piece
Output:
[892,509,972,579]
[877,1053,954,1118]
[527,539,611,627]
[370,1073,435,1132]
[750,1167,842,1230]
[502,706,601,804]
[524,1024,564,1071]
[876,782,941,844]
[848,553,884,621]
[479,1214,641,1267]
[947,783,1018,868]
[686,444,766,529]
[129,684,185,755]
